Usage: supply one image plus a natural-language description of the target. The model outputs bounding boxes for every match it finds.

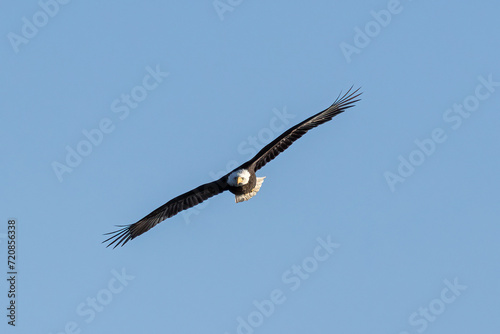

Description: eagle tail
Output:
[235,177,266,203]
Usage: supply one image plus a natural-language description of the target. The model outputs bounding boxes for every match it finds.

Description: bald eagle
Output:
[104,88,361,247]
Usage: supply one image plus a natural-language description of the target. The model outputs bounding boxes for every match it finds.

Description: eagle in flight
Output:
[104,87,361,248]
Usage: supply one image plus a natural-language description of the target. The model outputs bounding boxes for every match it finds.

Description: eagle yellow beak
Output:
[237,177,243,185]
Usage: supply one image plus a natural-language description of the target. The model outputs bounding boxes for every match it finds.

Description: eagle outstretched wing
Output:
[103,177,228,248]
[242,87,361,172]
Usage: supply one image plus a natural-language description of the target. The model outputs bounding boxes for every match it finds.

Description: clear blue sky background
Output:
[1,1,499,333]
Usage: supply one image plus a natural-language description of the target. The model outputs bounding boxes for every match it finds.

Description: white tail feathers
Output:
[235,177,266,203]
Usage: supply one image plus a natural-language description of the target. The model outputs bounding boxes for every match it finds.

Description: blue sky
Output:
[1,1,499,333]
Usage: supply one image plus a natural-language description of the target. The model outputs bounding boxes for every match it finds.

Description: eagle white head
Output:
[227,169,251,187]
